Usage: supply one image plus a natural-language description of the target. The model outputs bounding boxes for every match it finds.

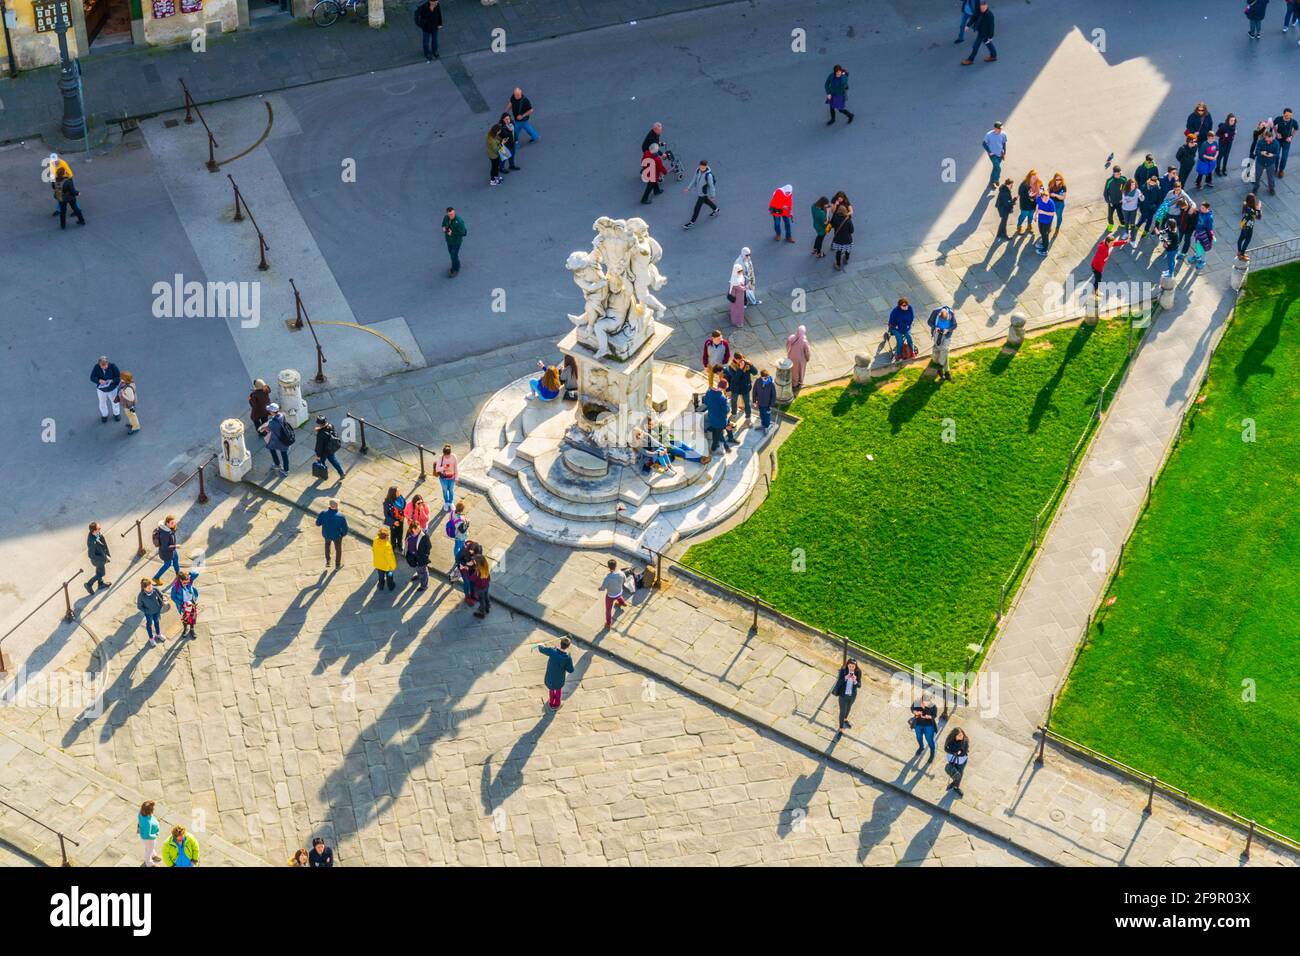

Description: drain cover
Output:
[163,119,179,128]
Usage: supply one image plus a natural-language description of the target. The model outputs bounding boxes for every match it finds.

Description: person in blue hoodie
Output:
[702,372,736,454]
[315,498,349,570]
[1189,202,1215,270]
[168,569,200,639]
[887,298,916,361]
[928,307,958,383]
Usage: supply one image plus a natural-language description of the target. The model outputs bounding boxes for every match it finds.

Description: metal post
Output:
[232,182,244,222]
[205,131,218,173]
[751,593,759,632]
[939,683,948,721]
[1243,820,1255,860]
[314,344,326,385]
[656,551,663,590]
[358,419,368,455]
[1143,776,1156,815]
[841,635,848,667]
[257,233,269,271]
[1036,693,1053,765]
[0,647,7,675]
[289,279,305,331]
[197,460,209,505]
[417,446,427,480]
[134,520,146,558]
[59,833,70,867]
[62,579,74,622]
[53,3,85,140]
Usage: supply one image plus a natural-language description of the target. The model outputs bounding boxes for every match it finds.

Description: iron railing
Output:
[0,570,85,674]
[0,797,81,866]
[120,454,216,558]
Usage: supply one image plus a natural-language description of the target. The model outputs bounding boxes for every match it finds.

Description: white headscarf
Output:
[729,263,746,289]
[780,184,792,195]
[734,247,755,285]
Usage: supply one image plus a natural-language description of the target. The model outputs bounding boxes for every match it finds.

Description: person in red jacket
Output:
[769,184,795,242]
[1088,235,1128,297]
[640,144,667,204]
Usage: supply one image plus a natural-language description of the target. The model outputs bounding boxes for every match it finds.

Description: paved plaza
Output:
[2,0,1298,868]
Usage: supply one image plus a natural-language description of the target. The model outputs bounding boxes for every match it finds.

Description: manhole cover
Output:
[1049,808,1066,823]
[163,119,179,128]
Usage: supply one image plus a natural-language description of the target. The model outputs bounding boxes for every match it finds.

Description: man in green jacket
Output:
[442,206,467,277]
[538,638,575,710]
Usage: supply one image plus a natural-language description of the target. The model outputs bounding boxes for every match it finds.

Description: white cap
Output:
[268,402,280,412]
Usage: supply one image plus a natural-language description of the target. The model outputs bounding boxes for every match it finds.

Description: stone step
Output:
[532,450,624,503]
[485,470,619,549]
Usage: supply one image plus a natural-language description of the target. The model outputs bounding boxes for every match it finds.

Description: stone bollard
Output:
[219,418,253,482]
[853,353,872,384]
[1083,295,1100,326]
[775,358,794,404]
[1230,261,1249,291]
[277,369,310,428]
[1006,312,1028,347]
[1159,273,1176,310]
[369,0,385,26]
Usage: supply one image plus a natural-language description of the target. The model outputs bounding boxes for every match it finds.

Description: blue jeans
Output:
[758,405,772,429]
[968,36,996,60]
[1163,248,1179,275]
[1016,209,1034,230]
[1279,140,1292,173]
[891,327,914,358]
[773,215,792,239]
[142,613,160,639]
[987,153,1001,186]
[956,8,970,40]
[515,119,539,142]
[317,452,344,477]
[915,723,936,756]
[1288,6,1300,28]
[438,476,456,508]
[421,29,438,57]
[446,242,461,272]
[270,447,289,472]
[730,390,752,421]
[155,553,180,581]
[1249,16,1263,35]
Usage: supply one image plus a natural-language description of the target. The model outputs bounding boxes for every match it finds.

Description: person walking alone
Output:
[1273,107,1298,177]
[600,558,627,628]
[316,499,348,570]
[90,355,121,423]
[442,206,466,277]
[640,143,667,204]
[982,121,1007,190]
[682,160,719,228]
[768,184,795,242]
[152,515,180,584]
[313,416,345,480]
[538,638,575,710]
[833,659,862,733]
[1237,193,1263,261]
[961,2,997,65]
[824,65,854,124]
[373,528,397,592]
[53,167,85,229]
[86,521,111,593]
[944,727,970,797]
[911,693,938,759]
[414,0,442,61]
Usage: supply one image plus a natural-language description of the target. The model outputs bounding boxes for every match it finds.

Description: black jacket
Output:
[832,666,860,697]
[1103,174,1127,205]
[830,208,854,243]
[972,8,994,39]
[945,733,970,759]
[641,128,661,154]
[87,532,110,568]
[1185,111,1213,142]
[413,3,442,32]
[314,423,340,459]
[90,362,121,392]
[995,184,1014,215]
[723,361,755,397]
[405,532,431,568]
[1017,181,1034,211]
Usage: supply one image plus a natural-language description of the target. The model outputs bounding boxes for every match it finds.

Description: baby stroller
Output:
[659,141,685,181]
[180,600,198,638]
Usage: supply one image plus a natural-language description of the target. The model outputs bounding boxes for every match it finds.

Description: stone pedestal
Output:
[219,418,253,482]
[852,353,872,384]
[368,0,384,26]
[1159,273,1176,310]
[775,358,794,404]
[277,369,309,428]
[1230,262,1249,291]
[1006,312,1028,347]
[558,320,674,465]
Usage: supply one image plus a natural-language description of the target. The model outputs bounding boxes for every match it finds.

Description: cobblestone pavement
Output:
[0,493,1036,866]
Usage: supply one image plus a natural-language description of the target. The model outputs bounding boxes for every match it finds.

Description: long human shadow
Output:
[886,369,941,435]
[1164,288,1238,409]
[1232,287,1296,389]
[936,189,995,265]
[61,634,188,749]
[1026,322,1095,434]
[857,751,931,862]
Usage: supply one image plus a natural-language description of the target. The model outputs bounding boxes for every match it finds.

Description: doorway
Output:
[85,0,133,49]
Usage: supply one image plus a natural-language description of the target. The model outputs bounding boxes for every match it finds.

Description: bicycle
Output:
[311,0,367,27]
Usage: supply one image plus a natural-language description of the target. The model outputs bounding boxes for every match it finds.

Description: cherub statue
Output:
[565,250,608,334]
[625,217,668,321]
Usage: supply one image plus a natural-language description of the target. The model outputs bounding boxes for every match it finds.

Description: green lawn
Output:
[1053,264,1300,839]
[684,319,1132,672]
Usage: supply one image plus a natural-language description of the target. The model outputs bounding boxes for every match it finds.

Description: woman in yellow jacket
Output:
[373,527,396,592]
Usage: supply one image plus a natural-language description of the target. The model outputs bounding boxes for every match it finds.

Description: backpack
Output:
[1153,196,1173,226]
[152,527,162,548]
[327,432,342,454]
[445,515,459,539]
[279,418,296,446]
[53,180,66,203]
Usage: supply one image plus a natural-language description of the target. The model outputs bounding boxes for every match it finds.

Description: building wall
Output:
[141,0,237,45]
[1,0,86,72]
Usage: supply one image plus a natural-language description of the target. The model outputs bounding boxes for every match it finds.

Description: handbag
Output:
[311,460,328,479]
[498,144,512,160]
[726,292,736,303]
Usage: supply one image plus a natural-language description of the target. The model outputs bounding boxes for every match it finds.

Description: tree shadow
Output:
[1027,322,1095,434]
[1232,288,1296,390]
